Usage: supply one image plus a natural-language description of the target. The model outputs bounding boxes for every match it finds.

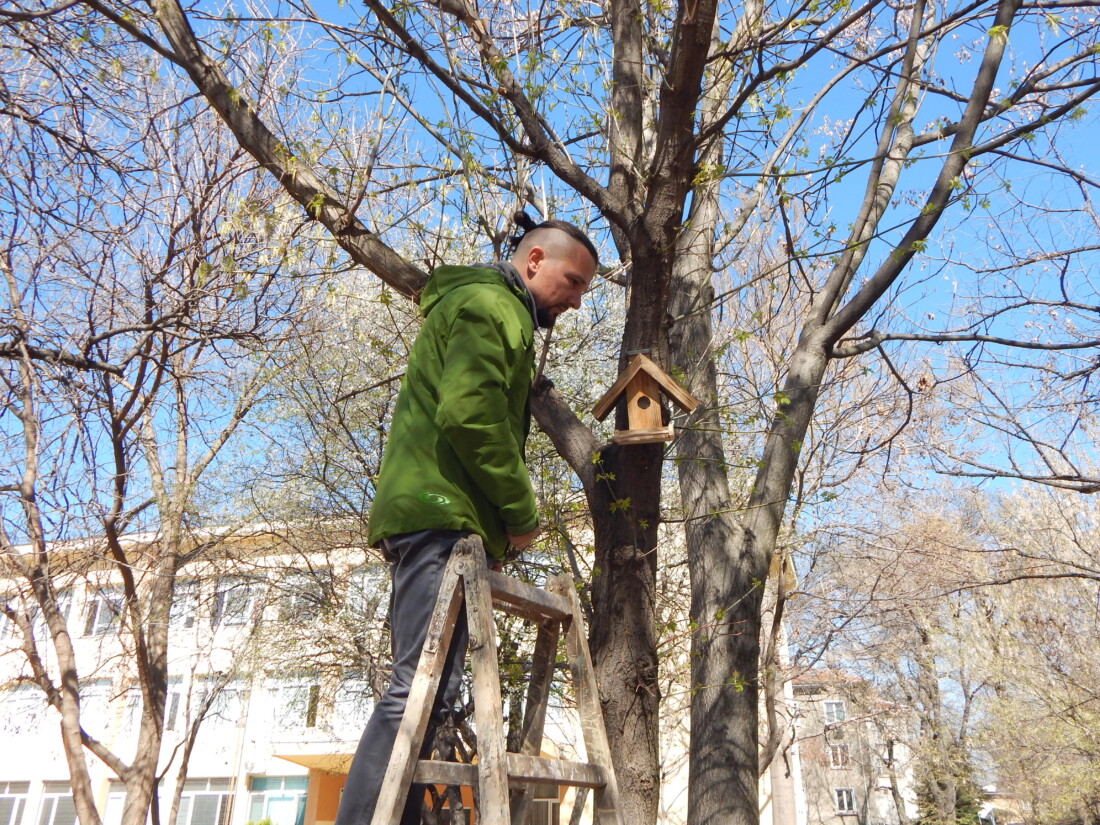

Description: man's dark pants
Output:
[334,529,470,825]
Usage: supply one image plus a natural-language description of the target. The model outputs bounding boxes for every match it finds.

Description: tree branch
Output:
[530,381,600,489]
[823,0,1022,345]
[0,0,80,21]
[148,0,428,297]
[0,343,123,374]
[357,0,625,228]
[833,331,1100,358]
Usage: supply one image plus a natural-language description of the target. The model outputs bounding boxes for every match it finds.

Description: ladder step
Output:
[486,570,572,623]
[414,754,608,790]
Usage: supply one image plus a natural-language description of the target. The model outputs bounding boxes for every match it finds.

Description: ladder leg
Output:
[457,539,510,825]
[509,618,561,825]
[371,550,466,825]
[549,574,627,825]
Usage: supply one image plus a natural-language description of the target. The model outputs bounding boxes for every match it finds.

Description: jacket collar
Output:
[480,261,540,328]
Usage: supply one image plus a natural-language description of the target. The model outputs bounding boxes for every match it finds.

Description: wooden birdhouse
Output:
[591,352,700,445]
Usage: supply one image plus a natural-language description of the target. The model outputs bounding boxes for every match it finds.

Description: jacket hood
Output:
[420,262,538,324]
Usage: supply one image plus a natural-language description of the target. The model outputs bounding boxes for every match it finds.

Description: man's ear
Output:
[525,245,545,277]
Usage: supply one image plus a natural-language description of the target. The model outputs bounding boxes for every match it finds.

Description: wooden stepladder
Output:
[371,535,625,825]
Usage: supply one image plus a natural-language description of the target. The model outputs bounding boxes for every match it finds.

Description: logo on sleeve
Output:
[418,492,451,506]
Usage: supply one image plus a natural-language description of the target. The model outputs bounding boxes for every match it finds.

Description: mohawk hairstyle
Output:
[508,210,599,270]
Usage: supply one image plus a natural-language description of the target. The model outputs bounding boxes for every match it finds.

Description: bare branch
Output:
[0,1,81,21]
[0,342,123,374]
[833,331,1100,358]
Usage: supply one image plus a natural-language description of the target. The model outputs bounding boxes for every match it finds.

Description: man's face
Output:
[523,241,597,326]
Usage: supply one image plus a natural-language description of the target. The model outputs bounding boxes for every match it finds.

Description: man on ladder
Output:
[335,213,599,825]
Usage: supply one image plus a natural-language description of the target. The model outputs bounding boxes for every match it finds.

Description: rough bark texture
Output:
[668,164,766,825]
[587,443,663,825]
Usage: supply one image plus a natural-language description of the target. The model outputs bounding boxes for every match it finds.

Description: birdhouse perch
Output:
[591,353,700,445]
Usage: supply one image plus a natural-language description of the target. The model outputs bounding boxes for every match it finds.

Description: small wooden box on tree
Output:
[591,352,700,445]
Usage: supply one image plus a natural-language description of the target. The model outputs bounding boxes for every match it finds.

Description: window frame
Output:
[0,782,29,825]
[829,742,851,769]
[834,787,857,815]
[170,579,200,628]
[200,678,248,730]
[347,564,390,621]
[277,569,332,624]
[178,778,234,825]
[37,783,77,825]
[165,683,184,732]
[212,576,260,628]
[824,699,848,725]
[528,783,561,825]
[247,776,308,825]
[83,587,124,636]
[267,677,322,732]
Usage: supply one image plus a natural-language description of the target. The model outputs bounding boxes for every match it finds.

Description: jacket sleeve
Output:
[434,289,539,536]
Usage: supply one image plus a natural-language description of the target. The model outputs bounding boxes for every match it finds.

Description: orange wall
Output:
[306,771,476,825]
[308,771,347,825]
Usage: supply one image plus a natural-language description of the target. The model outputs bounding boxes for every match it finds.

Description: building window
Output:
[348,565,390,621]
[83,587,124,635]
[80,679,113,739]
[268,678,321,732]
[37,783,77,825]
[306,683,320,728]
[529,783,561,825]
[835,787,857,815]
[0,782,29,825]
[829,743,851,768]
[120,689,142,736]
[165,683,184,732]
[2,591,71,640]
[824,700,847,725]
[1,596,24,639]
[277,570,331,623]
[332,673,374,739]
[212,577,259,627]
[178,779,233,825]
[248,776,308,825]
[201,679,247,729]
[49,590,73,636]
[171,580,199,628]
[104,781,127,825]
[1,685,46,738]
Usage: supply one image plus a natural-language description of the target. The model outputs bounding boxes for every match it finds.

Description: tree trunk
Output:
[686,335,830,825]
[669,219,765,825]
[587,442,663,825]
[886,741,912,825]
[120,547,176,825]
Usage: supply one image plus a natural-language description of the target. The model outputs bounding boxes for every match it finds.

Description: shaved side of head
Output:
[513,226,595,268]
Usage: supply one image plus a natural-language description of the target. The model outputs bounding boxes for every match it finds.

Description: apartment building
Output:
[0,532,569,825]
[2,530,917,825]
[793,670,919,825]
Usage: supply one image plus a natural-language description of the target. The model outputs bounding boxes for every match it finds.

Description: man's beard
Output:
[536,305,556,329]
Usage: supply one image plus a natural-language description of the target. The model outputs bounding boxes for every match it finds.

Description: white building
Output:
[2,534,915,825]
[0,532,576,825]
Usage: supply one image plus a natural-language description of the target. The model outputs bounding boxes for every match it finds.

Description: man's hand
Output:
[507,526,542,550]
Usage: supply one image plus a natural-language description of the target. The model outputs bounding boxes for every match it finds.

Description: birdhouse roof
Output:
[591,353,700,422]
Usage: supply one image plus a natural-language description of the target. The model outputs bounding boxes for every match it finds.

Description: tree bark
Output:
[587,443,663,825]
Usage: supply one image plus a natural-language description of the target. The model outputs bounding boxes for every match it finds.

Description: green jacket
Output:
[367,263,539,559]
